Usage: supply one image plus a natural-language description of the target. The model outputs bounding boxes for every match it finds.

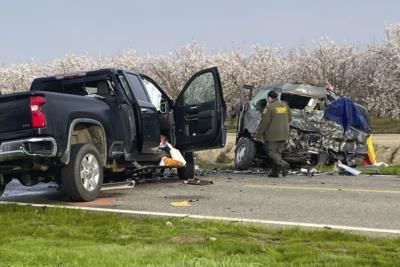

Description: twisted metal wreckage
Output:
[234,83,372,171]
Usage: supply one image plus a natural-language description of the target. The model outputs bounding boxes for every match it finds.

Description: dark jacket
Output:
[255,99,292,141]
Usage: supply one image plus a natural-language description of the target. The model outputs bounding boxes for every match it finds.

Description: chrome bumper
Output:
[0,137,57,162]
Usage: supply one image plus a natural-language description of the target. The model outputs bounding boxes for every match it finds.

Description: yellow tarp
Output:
[366,135,376,164]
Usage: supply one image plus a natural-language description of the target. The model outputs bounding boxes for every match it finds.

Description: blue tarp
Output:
[324,97,370,132]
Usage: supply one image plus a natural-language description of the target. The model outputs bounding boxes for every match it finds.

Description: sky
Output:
[1,0,400,65]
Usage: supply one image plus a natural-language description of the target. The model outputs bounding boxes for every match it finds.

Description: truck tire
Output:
[61,144,103,202]
[178,152,194,180]
[234,137,256,170]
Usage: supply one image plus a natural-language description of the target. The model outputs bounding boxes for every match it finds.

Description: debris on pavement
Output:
[101,180,136,191]
[300,168,319,176]
[170,201,191,207]
[337,161,361,176]
[288,168,328,176]
[184,178,214,185]
[132,160,377,185]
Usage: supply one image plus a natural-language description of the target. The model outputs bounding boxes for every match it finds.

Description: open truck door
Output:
[174,67,226,152]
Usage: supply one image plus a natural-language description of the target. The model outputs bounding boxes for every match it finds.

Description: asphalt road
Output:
[2,172,400,234]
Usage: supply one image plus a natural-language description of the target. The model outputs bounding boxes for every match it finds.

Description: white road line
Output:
[1,201,400,235]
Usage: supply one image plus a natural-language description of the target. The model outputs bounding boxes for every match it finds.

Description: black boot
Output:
[281,167,288,177]
[281,162,290,177]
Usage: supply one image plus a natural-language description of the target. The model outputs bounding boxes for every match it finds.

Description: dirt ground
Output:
[371,134,400,146]
[370,134,400,164]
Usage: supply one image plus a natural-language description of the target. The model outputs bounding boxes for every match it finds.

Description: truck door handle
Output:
[187,105,198,114]
[140,108,149,114]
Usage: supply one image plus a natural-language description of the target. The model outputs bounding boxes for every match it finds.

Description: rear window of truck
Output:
[31,76,114,97]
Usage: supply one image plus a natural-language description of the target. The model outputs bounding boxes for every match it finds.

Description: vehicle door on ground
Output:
[174,67,226,151]
[118,72,160,153]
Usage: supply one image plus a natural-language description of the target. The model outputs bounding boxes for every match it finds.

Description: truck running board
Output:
[101,180,136,191]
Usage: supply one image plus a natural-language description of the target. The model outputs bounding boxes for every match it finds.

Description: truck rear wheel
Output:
[178,152,194,180]
[61,144,103,201]
[234,137,256,170]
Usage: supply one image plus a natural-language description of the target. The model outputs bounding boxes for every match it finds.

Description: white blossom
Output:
[1,26,400,118]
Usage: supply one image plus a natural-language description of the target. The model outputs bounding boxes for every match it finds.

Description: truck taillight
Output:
[30,96,46,128]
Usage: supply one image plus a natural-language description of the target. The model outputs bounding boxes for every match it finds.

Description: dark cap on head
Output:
[267,90,278,99]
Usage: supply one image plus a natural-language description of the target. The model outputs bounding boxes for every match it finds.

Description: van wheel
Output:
[178,152,194,180]
[234,137,256,170]
[61,144,103,202]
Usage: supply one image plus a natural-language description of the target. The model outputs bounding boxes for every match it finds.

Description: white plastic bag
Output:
[167,143,186,166]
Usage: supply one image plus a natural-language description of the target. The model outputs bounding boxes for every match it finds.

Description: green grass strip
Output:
[370,117,400,134]
[1,204,400,266]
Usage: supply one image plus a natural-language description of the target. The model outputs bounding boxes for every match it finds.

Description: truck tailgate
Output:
[0,94,31,133]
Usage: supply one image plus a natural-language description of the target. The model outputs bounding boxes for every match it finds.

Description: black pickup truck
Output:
[0,67,226,201]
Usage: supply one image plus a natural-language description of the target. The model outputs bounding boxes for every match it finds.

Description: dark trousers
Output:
[265,141,289,174]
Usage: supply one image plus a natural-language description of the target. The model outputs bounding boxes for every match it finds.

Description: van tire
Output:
[234,137,256,170]
[61,144,103,202]
[178,152,194,180]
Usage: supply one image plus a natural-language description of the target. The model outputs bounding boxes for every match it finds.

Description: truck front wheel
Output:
[234,137,256,170]
[177,152,194,180]
[61,144,103,201]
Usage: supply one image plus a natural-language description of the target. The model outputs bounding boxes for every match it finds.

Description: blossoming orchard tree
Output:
[1,25,400,118]
[370,24,400,118]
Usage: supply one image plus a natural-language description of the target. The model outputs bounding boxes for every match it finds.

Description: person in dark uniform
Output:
[255,90,292,177]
